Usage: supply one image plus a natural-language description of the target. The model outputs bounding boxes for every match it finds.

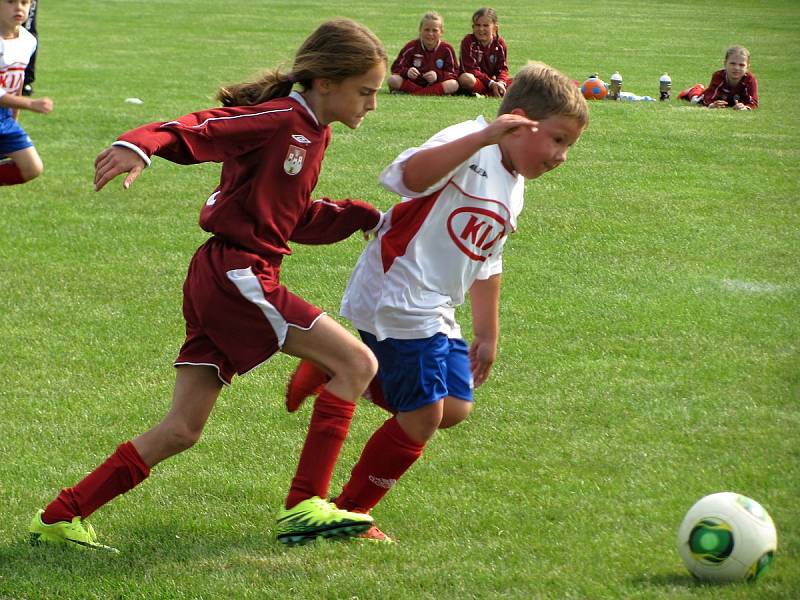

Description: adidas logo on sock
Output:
[368,475,397,489]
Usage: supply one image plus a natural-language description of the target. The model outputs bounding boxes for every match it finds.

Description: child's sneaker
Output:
[346,507,394,543]
[275,496,373,546]
[285,360,329,412]
[357,524,394,543]
[678,83,705,102]
[29,509,119,553]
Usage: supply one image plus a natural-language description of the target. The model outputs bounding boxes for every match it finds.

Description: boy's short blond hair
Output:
[499,61,588,128]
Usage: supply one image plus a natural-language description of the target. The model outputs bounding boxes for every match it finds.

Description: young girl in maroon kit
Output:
[702,45,758,110]
[458,7,512,97]
[387,11,459,96]
[29,19,387,551]
[679,45,758,110]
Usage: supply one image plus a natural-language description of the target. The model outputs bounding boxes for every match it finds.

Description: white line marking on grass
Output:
[721,279,786,294]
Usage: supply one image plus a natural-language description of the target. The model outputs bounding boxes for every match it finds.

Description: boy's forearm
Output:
[403,130,489,192]
[470,274,501,341]
[0,94,32,110]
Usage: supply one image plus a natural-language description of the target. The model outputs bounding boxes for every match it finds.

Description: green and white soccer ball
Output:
[677,492,777,583]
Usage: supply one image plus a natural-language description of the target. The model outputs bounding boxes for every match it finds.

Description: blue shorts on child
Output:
[0,111,34,155]
[359,330,474,412]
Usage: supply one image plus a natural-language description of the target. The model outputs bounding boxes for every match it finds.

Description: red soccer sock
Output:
[0,161,25,186]
[399,79,422,94]
[471,79,488,95]
[42,441,150,523]
[285,389,356,509]
[334,416,425,512]
[285,359,329,413]
[412,83,445,96]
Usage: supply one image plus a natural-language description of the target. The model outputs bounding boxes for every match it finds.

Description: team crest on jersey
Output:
[284,145,306,175]
[489,55,497,64]
[447,206,508,261]
[436,58,444,69]
[291,134,311,145]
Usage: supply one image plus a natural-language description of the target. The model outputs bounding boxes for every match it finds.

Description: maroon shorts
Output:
[175,238,324,384]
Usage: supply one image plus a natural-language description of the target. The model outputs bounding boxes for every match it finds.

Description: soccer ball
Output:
[580,76,608,100]
[677,492,777,583]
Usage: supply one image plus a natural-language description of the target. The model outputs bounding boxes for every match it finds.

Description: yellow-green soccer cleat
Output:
[275,496,373,546]
[29,509,119,553]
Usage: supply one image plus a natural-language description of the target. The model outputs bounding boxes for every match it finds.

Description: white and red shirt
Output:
[114,91,380,262]
[391,38,459,84]
[0,27,36,118]
[341,117,524,341]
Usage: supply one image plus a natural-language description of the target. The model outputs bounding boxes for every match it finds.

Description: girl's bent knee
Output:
[387,74,403,90]
[351,346,378,383]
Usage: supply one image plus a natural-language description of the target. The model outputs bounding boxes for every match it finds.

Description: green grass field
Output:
[1,1,798,598]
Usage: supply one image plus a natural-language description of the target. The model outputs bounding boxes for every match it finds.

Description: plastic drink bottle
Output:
[659,73,672,101]
[609,71,622,100]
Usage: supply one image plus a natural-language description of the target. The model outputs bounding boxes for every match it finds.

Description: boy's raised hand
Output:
[481,112,537,146]
[94,146,146,191]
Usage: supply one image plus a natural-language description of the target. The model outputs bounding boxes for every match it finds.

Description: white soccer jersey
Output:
[341,116,525,341]
[0,28,36,100]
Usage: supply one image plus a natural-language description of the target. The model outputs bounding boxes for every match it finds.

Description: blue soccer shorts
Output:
[0,116,33,155]
[359,330,473,413]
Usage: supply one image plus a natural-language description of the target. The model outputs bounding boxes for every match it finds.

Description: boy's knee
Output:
[439,399,473,429]
[397,401,444,443]
[20,161,43,181]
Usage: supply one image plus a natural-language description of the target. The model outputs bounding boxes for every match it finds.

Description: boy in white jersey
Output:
[287,62,588,541]
[0,0,52,187]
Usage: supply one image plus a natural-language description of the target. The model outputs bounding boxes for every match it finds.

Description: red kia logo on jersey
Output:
[447,207,507,261]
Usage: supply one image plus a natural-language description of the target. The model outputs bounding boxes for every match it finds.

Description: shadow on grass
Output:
[0,519,378,597]
[0,522,293,594]
[629,571,702,590]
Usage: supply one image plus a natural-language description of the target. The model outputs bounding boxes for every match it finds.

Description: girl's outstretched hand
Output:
[94,146,146,191]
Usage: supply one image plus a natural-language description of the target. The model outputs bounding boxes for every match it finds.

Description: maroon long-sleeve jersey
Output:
[114,92,379,262]
[391,38,459,84]
[459,34,511,86]
[702,69,759,109]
